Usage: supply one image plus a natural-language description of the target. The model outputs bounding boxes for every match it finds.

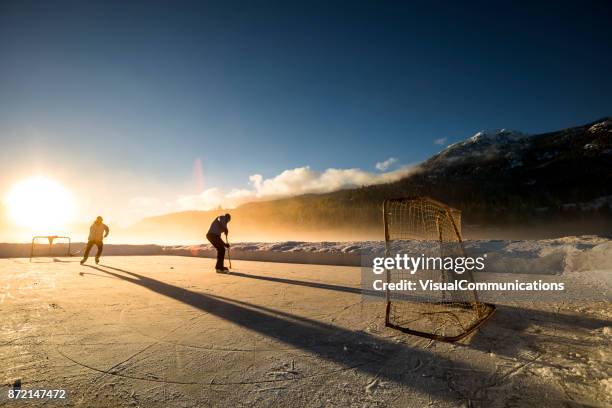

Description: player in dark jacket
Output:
[206,213,231,272]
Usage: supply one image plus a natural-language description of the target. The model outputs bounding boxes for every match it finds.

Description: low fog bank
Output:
[462,218,612,240]
[121,217,612,244]
[2,218,610,246]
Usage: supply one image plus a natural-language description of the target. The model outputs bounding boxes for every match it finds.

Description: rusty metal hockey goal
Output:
[383,197,495,341]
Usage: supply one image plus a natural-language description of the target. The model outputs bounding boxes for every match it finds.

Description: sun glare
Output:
[5,177,76,233]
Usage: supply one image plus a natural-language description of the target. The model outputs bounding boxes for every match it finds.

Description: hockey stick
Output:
[225,233,232,270]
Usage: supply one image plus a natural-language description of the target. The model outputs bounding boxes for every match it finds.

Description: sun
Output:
[5,177,76,233]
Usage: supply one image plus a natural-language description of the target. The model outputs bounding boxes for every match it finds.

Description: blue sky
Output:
[1,0,611,223]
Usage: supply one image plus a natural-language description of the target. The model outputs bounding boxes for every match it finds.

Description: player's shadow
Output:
[85,264,572,406]
[230,271,609,360]
[228,271,363,295]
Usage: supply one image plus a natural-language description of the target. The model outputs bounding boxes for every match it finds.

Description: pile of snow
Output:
[1,236,608,274]
[163,235,612,274]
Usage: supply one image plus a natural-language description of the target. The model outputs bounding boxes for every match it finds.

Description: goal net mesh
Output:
[384,197,494,341]
[31,236,72,260]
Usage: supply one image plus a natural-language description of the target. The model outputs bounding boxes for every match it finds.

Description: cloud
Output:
[177,188,227,211]
[375,157,398,171]
[172,164,419,211]
[433,137,447,146]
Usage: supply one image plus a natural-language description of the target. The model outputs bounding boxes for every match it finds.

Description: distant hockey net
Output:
[383,197,495,341]
[30,235,72,261]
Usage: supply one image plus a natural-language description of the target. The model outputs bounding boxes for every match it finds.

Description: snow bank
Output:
[162,235,612,274]
[1,236,610,273]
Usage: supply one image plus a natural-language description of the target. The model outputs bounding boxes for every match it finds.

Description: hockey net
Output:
[30,235,72,261]
[383,197,494,341]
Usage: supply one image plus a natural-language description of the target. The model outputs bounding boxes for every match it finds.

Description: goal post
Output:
[30,235,72,261]
[383,197,495,341]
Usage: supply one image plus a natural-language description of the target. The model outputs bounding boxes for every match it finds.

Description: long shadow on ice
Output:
[229,271,363,295]
[231,271,609,360]
[84,264,575,406]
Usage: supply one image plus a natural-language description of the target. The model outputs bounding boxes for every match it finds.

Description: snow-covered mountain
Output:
[428,128,530,170]
[419,117,612,182]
